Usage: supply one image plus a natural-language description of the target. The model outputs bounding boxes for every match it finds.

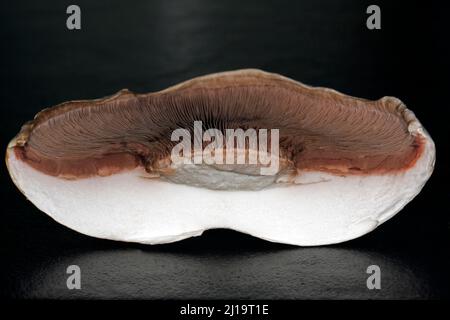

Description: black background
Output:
[0,0,448,300]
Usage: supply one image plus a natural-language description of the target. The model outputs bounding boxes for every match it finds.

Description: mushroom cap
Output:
[5,69,435,245]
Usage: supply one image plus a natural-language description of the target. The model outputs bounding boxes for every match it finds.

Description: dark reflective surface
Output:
[1,222,448,299]
[16,247,446,299]
[0,0,448,299]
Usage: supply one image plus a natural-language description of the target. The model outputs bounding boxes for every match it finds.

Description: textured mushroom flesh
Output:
[6,69,435,245]
[12,70,424,183]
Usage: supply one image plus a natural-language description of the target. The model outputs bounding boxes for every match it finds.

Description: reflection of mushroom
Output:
[6,69,435,246]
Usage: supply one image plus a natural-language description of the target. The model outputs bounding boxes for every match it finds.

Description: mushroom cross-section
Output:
[6,69,435,245]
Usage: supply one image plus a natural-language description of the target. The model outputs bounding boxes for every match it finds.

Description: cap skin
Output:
[6,69,435,246]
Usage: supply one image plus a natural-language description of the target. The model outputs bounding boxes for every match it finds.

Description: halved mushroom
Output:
[6,69,435,245]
